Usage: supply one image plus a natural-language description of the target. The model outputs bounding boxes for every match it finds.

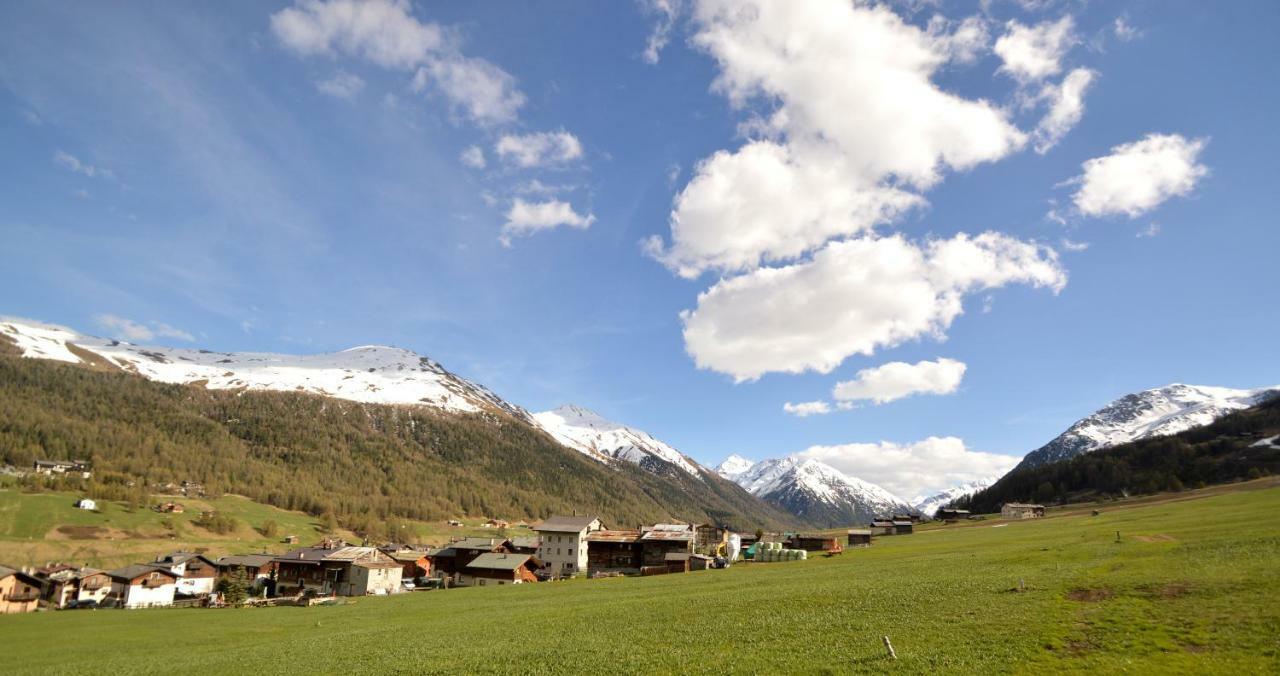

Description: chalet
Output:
[423,547,457,580]
[1002,503,1045,519]
[214,554,278,592]
[459,553,540,586]
[74,498,96,511]
[534,515,604,578]
[33,459,92,478]
[37,565,111,608]
[791,534,842,552]
[107,564,178,608]
[639,524,694,575]
[585,530,643,577]
[846,529,873,547]
[150,552,218,596]
[273,546,402,597]
[386,550,430,583]
[508,536,541,555]
[0,565,42,614]
[891,520,914,535]
[936,508,971,521]
[869,520,895,536]
[448,538,512,574]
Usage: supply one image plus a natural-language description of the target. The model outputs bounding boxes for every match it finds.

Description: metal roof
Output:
[532,515,601,533]
[451,537,509,551]
[587,530,643,543]
[215,554,275,568]
[640,529,693,542]
[508,536,541,549]
[847,529,873,535]
[465,553,534,571]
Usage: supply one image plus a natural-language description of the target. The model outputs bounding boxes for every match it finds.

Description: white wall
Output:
[116,580,176,609]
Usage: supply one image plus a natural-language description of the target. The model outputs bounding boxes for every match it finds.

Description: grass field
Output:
[4,480,1279,674]
[0,487,530,570]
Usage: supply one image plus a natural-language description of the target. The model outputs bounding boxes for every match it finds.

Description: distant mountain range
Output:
[911,479,994,517]
[716,455,914,527]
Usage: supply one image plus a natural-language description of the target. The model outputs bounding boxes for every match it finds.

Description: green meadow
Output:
[5,480,1279,674]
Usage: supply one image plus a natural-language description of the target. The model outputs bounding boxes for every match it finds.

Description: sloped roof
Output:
[216,554,276,569]
[451,537,509,551]
[509,536,541,550]
[465,553,534,571]
[586,530,642,543]
[108,564,178,581]
[533,515,601,533]
[641,525,693,542]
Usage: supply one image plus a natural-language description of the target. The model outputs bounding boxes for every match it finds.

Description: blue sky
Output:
[2,1,1277,497]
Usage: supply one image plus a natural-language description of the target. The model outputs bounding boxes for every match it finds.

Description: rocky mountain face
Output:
[716,455,913,527]
[1012,383,1280,473]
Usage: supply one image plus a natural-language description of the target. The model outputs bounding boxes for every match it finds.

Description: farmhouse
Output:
[891,520,914,535]
[846,529,873,547]
[0,565,42,614]
[459,553,540,586]
[150,552,218,597]
[37,565,111,608]
[107,564,178,609]
[74,498,96,510]
[534,515,603,578]
[273,546,402,596]
[585,530,643,576]
[639,523,694,574]
[1002,503,1045,519]
[33,459,92,478]
[214,554,277,592]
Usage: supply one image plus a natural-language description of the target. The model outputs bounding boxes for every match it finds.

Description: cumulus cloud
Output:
[647,0,1026,277]
[833,357,967,405]
[459,145,486,169]
[95,315,194,342]
[315,70,366,98]
[681,232,1065,381]
[1071,133,1208,218]
[796,436,1020,500]
[501,198,595,245]
[53,151,113,179]
[271,0,524,124]
[639,0,684,64]
[994,16,1077,82]
[1033,67,1095,153]
[782,401,831,417]
[495,131,584,168]
[926,14,990,64]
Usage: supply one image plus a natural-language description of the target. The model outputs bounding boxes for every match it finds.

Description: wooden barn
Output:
[586,530,643,577]
[1002,503,1045,519]
[891,520,914,535]
[791,534,842,552]
[936,508,971,521]
[846,529,873,547]
[869,520,895,536]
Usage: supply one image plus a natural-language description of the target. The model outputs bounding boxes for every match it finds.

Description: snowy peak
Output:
[720,455,912,526]
[911,479,994,517]
[1014,382,1280,472]
[531,405,704,477]
[715,454,755,480]
[0,317,533,421]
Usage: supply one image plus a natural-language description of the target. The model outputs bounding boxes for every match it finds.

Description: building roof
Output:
[353,560,401,569]
[640,524,694,542]
[532,515,600,533]
[385,550,427,563]
[465,553,535,571]
[586,530,643,544]
[274,547,340,565]
[847,529,872,535]
[451,537,509,551]
[424,547,454,558]
[155,551,215,566]
[1003,503,1044,508]
[108,564,178,582]
[871,520,894,527]
[891,521,913,526]
[215,554,276,569]
[508,536,541,550]
[320,546,388,562]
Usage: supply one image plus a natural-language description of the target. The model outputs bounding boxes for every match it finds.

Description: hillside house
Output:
[869,520,894,536]
[459,553,540,586]
[0,565,42,614]
[151,552,218,596]
[846,529,873,547]
[639,524,694,574]
[273,546,401,596]
[586,530,643,576]
[74,498,96,510]
[891,520,914,535]
[534,515,603,578]
[37,566,111,608]
[1002,503,1045,519]
[33,459,92,478]
[107,565,178,608]
[214,554,278,592]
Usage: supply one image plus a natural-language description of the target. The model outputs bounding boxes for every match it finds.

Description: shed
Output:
[891,520,914,535]
[1001,503,1045,519]
[869,520,894,536]
[846,529,872,547]
[792,534,842,552]
[936,508,971,521]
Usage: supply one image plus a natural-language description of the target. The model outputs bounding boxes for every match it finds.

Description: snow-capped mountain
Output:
[0,317,533,421]
[716,456,913,527]
[1012,383,1280,473]
[531,405,705,477]
[911,479,994,517]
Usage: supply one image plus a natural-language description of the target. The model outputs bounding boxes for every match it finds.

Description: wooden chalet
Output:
[869,520,895,536]
[107,564,178,609]
[36,565,111,608]
[214,554,278,592]
[508,535,541,554]
[791,534,842,552]
[891,520,914,535]
[639,524,694,575]
[385,550,430,582]
[585,530,643,576]
[936,508,971,521]
[151,552,218,596]
[846,529,873,547]
[459,553,540,586]
[273,546,402,597]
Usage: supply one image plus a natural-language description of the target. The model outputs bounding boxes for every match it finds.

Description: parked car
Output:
[401,580,416,591]
[69,599,99,610]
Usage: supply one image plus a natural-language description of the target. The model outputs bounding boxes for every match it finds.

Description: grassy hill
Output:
[4,480,1279,674]
[0,352,799,534]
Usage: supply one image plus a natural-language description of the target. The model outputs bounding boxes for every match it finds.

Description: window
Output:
[568,548,573,556]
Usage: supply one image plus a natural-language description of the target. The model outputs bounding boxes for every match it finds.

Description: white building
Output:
[150,552,219,596]
[533,515,603,578]
[74,498,96,510]
[107,565,178,609]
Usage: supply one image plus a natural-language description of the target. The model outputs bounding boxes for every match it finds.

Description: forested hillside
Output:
[0,343,798,533]
[961,394,1280,513]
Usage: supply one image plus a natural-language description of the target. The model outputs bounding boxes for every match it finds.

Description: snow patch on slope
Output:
[531,405,704,477]
[718,455,911,520]
[911,478,994,517]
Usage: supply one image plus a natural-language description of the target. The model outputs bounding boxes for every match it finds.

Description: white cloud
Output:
[95,315,194,342]
[1033,67,1095,153]
[315,70,365,98]
[648,0,1025,277]
[926,15,990,64]
[1113,17,1140,42]
[639,0,684,64]
[782,401,831,417]
[495,131,583,168]
[681,232,1065,381]
[833,357,967,405]
[994,16,1077,82]
[271,0,524,124]
[53,151,113,179]
[501,198,595,245]
[1059,238,1089,252]
[796,436,1020,499]
[459,145,486,169]
[1137,222,1161,238]
[1071,133,1208,218]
